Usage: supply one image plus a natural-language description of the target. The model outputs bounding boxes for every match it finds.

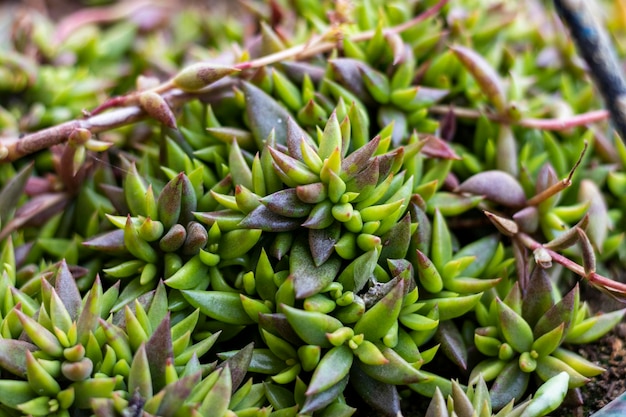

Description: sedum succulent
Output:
[1,0,626,416]
[425,372,570,417]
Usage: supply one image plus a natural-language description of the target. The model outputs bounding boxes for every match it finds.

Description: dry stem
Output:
[516,232,626,300]
[0,0,614,164]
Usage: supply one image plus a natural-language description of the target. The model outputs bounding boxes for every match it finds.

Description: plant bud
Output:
[451,45,506,113]
[519,351,537,373]
[484,211,519,237]
[68,127,91,146]
[139,91,177,128]
[533,247,552,269]
[498,342,515,361]
[172,63,239,92]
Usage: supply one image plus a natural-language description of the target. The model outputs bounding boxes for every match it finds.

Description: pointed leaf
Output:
[244,82,290,149]
[290,237,342,299]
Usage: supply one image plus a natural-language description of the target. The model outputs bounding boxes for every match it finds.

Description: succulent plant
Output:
[1,0,626,416]
[425,372,570,417]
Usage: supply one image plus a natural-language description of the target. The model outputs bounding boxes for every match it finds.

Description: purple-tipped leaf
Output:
[457,171,526,208]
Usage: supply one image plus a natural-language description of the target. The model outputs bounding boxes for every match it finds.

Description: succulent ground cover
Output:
[1,0,626,416]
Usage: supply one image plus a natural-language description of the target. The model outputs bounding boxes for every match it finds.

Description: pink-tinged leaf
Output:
[522,267,556,328]
[286,117,314,161]
[146,313,173,392]
[329,59,374,104]
[156,371,202,416]
[0,162,33,219]
[535,163,559,195]
[341,135,381,179]
[577,228,596,275]
[386,32,405,65]
[483,211,519,236]
[0,192,68,241]
[261,189,312,218]
[0,339,37,378]
[533,284,579,339]
[217,342,253,392]
[512,206,539,234]
[439,107,457,142]
[451,45,507,113]
[54,260,82,321]
[457,171,526,208]
[99,184,129,215]
[82,229,127,253]
[281,61,326,84]
[258,313,302,346]
[139,91,177,128]
[420,135,461,160]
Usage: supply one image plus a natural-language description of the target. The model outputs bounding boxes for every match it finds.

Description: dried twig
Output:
[429,105,610,130]
[516,232,626,302]
[0,0,448,164]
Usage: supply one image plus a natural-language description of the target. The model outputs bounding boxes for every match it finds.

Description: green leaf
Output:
[488,360,530,410]
[282,305,343,348]
[182,290,255,325]
[290,237,342,299]
[354,278,404,341]
[306,345,353,395]
[497,298,533,353]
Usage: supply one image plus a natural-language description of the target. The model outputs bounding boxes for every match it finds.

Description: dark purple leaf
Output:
[146,313,173,392]
[258,313,302,345]
[309,222,341,266]
[380,213,411,260]
[0,162,33,220]
[350,365,401,417]
[82,229,126,254]
[239,205,301,231]
[217,342,253,392]
[330,58,374,104]
[522,266,556,328]
[489,361,530,410]
[243,81,291,149]
[261,189,312,218]
[420,135,461,160]
[435,320,467,371]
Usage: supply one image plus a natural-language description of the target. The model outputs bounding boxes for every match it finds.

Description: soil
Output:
[550,282,626,417]
[558,323,626,417]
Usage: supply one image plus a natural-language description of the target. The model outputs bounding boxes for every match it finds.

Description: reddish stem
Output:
[429,106,610,131]
[516,232,626,299]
